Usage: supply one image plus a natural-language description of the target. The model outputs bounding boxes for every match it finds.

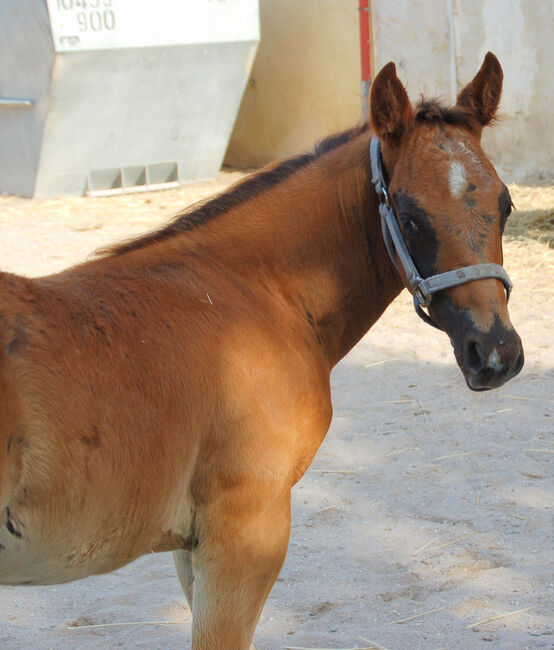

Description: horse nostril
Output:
[461,330,523,390]
[464,339,486,373]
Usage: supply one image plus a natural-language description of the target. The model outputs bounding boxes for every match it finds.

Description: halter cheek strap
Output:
[369,137,512,331]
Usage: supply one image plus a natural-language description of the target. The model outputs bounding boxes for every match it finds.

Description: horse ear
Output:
[370,62,413,146]
[457,52,503,126]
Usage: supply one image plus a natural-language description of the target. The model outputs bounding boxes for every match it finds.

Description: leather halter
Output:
[369,137,512,331]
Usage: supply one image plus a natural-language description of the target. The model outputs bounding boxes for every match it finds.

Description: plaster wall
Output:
[224,0,361,168]
[452,0,552,183]
[225,0,553,184]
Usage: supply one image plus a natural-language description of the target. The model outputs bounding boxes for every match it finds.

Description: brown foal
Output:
[0,53,522,648]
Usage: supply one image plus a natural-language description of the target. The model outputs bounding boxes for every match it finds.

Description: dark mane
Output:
[415,98,479,131]
[99,123,369,257]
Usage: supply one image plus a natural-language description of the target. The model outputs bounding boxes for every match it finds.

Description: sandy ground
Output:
[0,176,552,650]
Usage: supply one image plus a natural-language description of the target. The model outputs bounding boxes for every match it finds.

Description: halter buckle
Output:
[379,185,390,208]
[414,284,431,308]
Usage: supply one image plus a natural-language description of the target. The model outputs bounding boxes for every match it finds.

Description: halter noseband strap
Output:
[369,137,512,331]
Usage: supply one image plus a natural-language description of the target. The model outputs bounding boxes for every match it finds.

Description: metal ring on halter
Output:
[414,284,431,309]
[379,186,390,208]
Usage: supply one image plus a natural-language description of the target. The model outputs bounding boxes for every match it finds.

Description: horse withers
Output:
[0,53,522,648]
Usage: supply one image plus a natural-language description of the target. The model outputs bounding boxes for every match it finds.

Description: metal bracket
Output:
[0,98,34,107]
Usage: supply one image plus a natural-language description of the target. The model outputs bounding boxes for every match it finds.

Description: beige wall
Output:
[453,0,553,184]
[226,0,553,183]
[371,0,553,184]
[224,0,361,167]
[371,0,454,100]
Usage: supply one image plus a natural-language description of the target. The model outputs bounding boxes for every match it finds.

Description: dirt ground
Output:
[0,176,552,650]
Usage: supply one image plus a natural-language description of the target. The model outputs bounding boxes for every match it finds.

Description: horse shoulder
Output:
[193,301,333,498]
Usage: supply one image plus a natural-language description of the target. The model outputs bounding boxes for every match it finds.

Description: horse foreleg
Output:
[188,489,291,650]
[173,549,195,610]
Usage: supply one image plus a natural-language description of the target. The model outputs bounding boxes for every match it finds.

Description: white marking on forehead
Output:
[457,140,481,165]
[449,161,467,198]
[456,140,493,186]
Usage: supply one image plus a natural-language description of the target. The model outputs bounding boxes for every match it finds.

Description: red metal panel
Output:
[358,0,371,82]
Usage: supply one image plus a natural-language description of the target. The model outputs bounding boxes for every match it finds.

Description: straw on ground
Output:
[465,606,536,629]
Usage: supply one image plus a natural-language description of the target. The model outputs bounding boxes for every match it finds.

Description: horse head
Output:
[369,53,524,390]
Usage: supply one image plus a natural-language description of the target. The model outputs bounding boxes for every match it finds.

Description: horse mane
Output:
[97,100,478,259]
[98,123,369,258]
[414,98,481,131]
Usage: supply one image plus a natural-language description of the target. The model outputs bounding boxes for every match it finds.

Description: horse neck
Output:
[189,134,403,367]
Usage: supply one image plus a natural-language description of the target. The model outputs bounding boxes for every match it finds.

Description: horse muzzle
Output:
[459,325,524,391]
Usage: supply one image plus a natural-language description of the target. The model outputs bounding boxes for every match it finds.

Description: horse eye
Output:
[403,219,419,236]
